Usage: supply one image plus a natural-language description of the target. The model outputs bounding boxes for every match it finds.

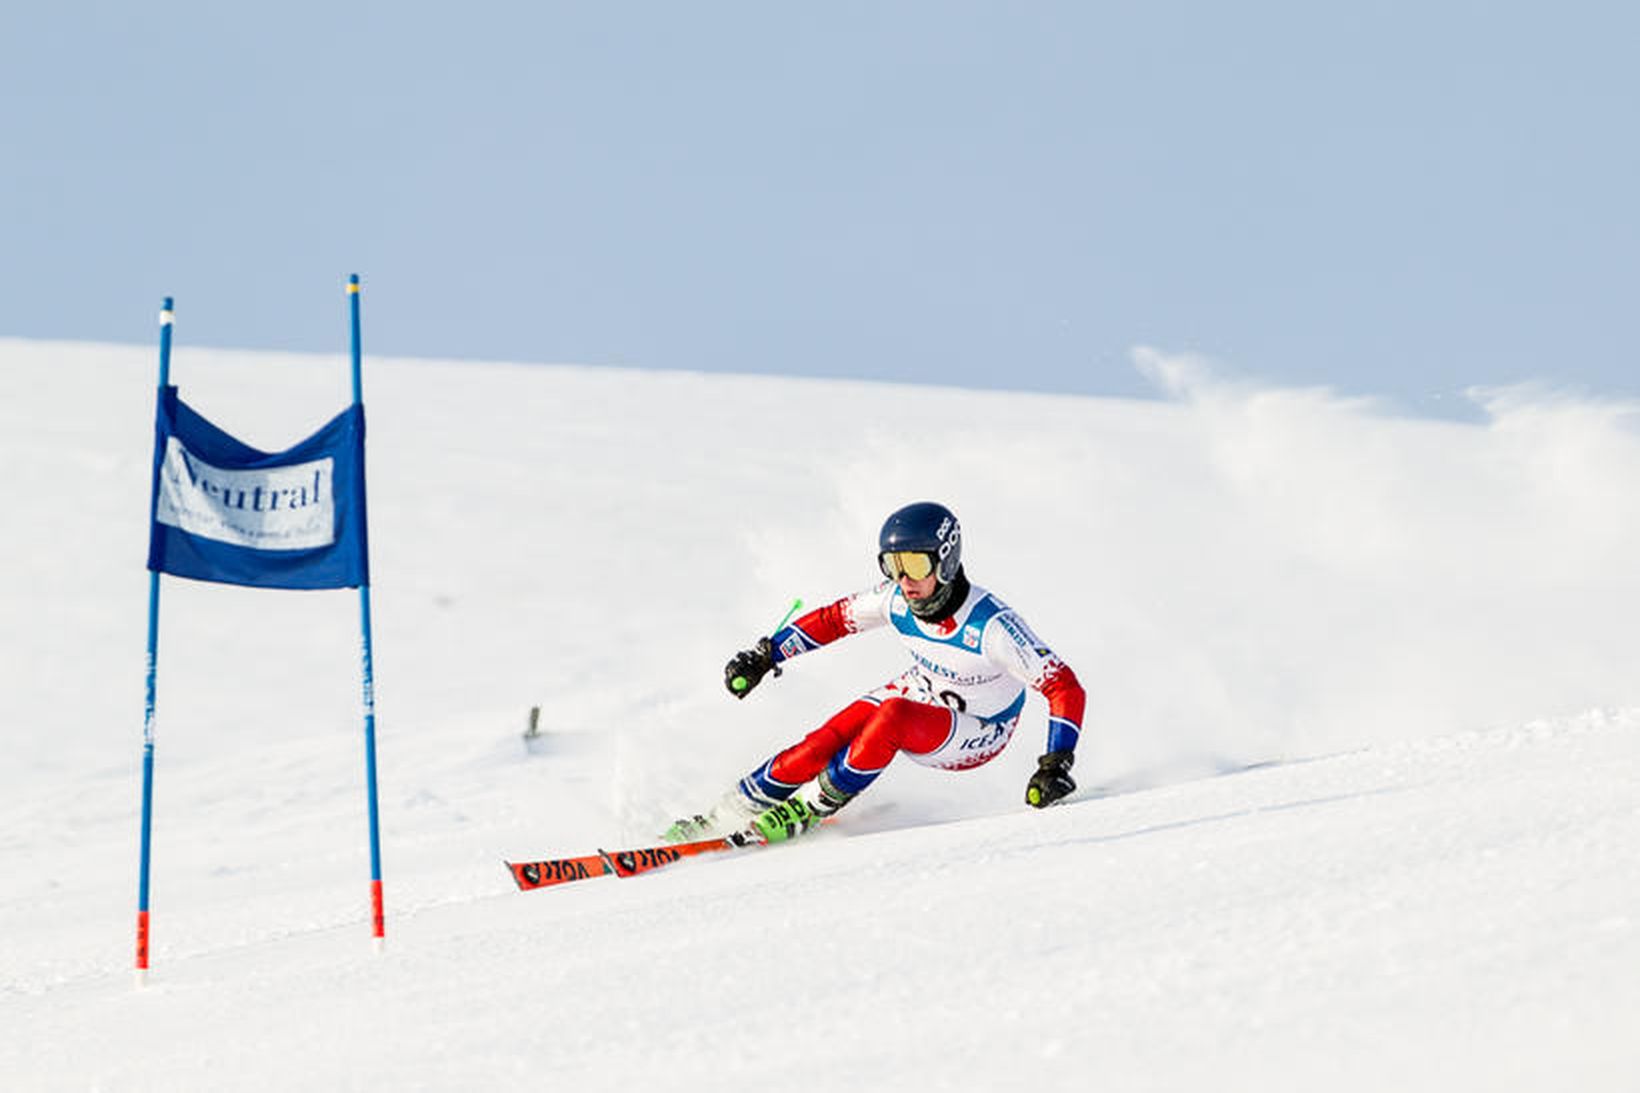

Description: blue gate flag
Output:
[146,386,370,589]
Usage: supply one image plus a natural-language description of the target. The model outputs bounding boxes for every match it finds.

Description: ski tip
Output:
[503,860,527,891]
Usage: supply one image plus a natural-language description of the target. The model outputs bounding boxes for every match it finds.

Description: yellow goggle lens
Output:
[880,550,936,581]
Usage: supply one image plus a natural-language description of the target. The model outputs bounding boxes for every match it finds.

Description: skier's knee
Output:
[865,697,925,751]
[872,697,918,723]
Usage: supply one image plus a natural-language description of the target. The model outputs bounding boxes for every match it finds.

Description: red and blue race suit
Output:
[740,579,1086,804]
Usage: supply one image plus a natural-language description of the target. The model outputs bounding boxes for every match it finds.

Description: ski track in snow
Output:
[1,341,1638,1091]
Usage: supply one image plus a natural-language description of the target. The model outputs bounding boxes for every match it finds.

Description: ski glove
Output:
[1026,750,1076,808]
[724,637,779,699]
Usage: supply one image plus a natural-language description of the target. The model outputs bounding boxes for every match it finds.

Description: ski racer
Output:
[666,501,1087,845]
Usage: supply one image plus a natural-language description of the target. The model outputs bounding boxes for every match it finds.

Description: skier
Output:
[666,501,1086,845]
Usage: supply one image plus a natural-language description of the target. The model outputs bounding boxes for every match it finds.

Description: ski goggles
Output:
[879,550,937,581]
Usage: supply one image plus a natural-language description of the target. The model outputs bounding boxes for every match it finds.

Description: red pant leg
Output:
[844,697,954,772]
[768,697,954,786]
[767,699,875,785]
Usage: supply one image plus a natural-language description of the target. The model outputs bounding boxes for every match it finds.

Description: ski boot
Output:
[750,771,858,843]
[749,797,820,843]
[662,786,767,844]
[662,813,715,844]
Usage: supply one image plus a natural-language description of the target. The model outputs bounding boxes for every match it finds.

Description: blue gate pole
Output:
[349,274,386,950]
[136,297,174,986]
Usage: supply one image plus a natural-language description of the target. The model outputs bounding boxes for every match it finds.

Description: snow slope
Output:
[1,338,1636,1091]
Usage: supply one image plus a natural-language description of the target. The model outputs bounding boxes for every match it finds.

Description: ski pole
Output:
[772,597,803,633]
[730,597,803,695]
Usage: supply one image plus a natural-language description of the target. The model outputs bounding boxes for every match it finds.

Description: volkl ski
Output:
[505,830,758,892]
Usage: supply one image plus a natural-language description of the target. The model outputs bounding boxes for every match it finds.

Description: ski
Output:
[505,831,759,892]
[504,850,612,890]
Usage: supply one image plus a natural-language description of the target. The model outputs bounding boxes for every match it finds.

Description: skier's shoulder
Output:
[956,580,1012,628]
[846,579,897,626]
[963,583,1051,650]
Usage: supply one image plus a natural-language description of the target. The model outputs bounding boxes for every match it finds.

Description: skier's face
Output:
[898,572,938,601]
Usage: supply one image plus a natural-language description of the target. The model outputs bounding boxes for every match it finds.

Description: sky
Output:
[3,1,1637,417]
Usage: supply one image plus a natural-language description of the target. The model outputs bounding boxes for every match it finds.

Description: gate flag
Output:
[135,280,386,986]
[146,385,369,590]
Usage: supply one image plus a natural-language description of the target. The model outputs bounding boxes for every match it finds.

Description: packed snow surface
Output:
[1,338,1637,1091]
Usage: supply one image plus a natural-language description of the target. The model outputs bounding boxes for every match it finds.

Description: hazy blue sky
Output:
[4,2,1635,416]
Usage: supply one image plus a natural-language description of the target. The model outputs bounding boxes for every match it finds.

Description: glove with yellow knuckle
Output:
[1025,750,1076,808]
[724,637,779,699]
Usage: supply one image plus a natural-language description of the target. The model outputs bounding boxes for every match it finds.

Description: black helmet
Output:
[878,501,965,618]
